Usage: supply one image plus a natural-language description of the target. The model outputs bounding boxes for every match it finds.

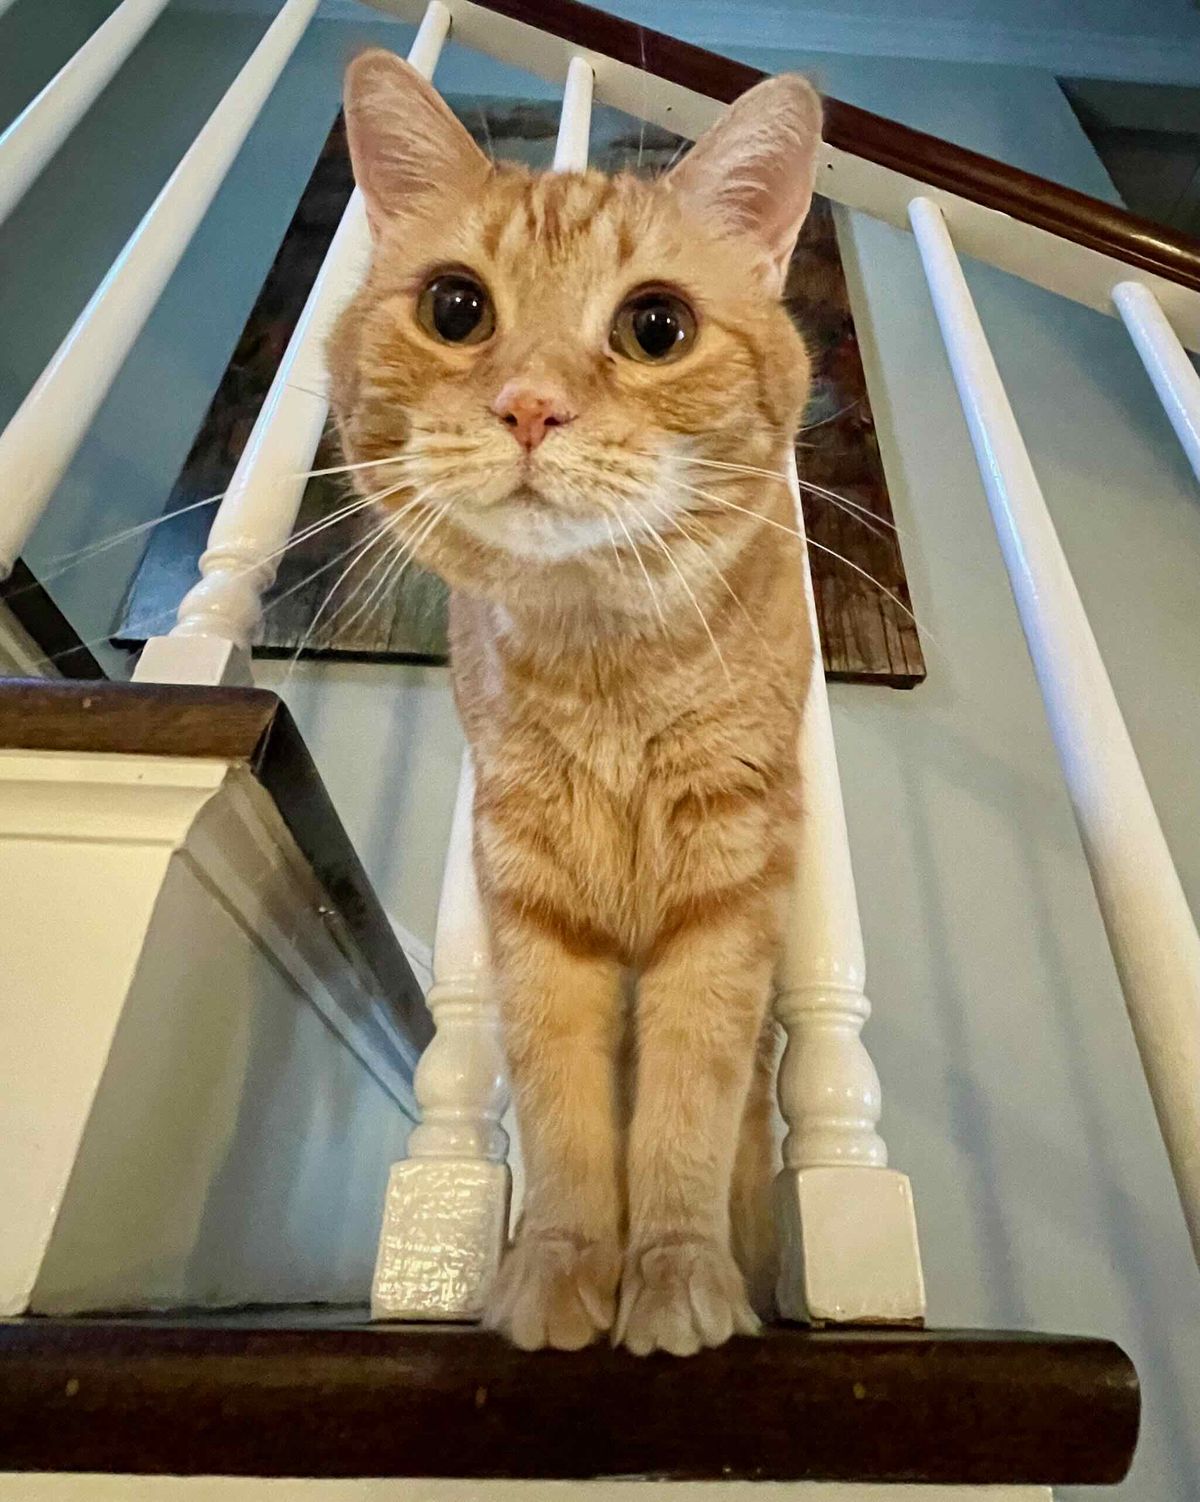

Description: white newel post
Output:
[773,450,926,1325]
[136,0,452,687]
[911,195,1200,1266]
[372,753,511,1319]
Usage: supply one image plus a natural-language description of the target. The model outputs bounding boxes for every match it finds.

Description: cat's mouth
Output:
[507,481,555,511]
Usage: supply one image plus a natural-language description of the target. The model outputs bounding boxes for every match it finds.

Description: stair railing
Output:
[1,0,1198,1307]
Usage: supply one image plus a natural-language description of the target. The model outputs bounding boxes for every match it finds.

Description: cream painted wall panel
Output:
[0,830,177,1313]
[32,845,412,1312]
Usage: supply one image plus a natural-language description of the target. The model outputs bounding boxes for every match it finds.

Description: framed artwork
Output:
[116,99,924,687]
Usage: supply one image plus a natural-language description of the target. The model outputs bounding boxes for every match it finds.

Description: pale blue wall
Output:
[2,4,1200,1497]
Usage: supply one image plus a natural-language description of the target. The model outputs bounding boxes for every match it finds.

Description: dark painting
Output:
[116,99,924,686]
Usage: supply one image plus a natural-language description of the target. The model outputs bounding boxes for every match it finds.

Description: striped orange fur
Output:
[330,52,822,1354]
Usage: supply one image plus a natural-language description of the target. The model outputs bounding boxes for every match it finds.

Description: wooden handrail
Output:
[463,0,1200,296]
[0,1318,1139,1484]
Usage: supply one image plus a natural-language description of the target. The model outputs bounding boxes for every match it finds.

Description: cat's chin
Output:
[456,491,614,563]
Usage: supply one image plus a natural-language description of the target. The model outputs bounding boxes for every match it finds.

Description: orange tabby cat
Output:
[329,52,821,1355]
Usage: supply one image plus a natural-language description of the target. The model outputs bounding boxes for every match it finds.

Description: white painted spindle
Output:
[0,0,319,582]
[0,0,170,226]
[373,754,511,1320]
[773,449,926,1325]
[1113,279,1200,487]
[135,1,451,687]
[552,57,593,172]
[911,195,1200,1264]
[373,51,598,1321]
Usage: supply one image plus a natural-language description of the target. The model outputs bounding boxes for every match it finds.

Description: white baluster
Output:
[1113,279,1200,486]
[373,53,598,1316]
[136,1,452,687]
[0,0,171,227]
[773,448,926,1325]
[0,0,320,582]
[553,57,594,172]
[373,754,511,1320]
[911,195,1200,1266]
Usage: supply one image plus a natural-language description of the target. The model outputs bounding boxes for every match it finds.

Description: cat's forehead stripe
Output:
[477,170,638,271]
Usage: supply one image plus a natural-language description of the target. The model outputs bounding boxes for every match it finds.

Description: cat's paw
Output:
[615,1237,760,1356]
[485,1234,621,1351]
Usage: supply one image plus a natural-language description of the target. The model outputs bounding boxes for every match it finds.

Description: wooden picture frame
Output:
[116,99,924,687]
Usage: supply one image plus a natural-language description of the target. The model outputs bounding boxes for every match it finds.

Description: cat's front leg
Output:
[483,916,625,1350]
[617,902,776,1356]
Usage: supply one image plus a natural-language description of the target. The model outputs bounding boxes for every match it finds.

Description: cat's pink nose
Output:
[491,382,575,452]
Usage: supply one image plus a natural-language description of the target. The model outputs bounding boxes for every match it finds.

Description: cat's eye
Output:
[611,289,697,364]
[416,273,495,346]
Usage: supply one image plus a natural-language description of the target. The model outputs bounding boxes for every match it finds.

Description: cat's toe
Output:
[485,1234,620,1351]
[615,1238,760,1357]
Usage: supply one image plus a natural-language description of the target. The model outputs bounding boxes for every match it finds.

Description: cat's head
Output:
[328,52,822,614]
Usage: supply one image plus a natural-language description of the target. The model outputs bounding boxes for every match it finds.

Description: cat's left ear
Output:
[667,75,823,292]
[344,49,491,235]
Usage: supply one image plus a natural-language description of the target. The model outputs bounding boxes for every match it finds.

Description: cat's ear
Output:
[344,50,490,234]
[668,75,823,291]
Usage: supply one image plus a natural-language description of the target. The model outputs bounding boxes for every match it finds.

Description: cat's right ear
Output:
[344,50,490,235]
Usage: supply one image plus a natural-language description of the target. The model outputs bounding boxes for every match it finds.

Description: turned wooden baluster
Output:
[773,448,927,1325]
[374,52,597,1322]
[372,754,511,1319]
[135,1,451,687]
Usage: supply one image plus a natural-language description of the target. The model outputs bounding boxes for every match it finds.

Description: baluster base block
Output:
[134,633,253,687]
[775,1166,926,1325]
[372,1158,511,1321]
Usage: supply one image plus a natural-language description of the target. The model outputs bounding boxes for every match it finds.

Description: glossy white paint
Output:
[373,753,512,1319]
[773,448,926,1325]
[0,0,320,582]
[0,749,417,1314]
[1113,279,1200,487]
[0,1479,1055,1502]
[373,51,595,1319]
[552,56,593,172]
[356,0,1200,354]
[0,0,171,226]
[134,0,450,689]
[910,194,1200,1267]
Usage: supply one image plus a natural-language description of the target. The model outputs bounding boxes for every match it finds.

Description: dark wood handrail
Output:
[470,0,1200,296]
[0,1318,1139,1484]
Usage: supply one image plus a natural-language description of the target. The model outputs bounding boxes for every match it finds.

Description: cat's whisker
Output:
[25,479,424,673]
[684,454,884,511]
[677,454,901,545]
[279,485,432,635]
[799,398,862,433]
[610,508,672,643]
[6,461,417,606]
[281,517,399,683]
[331,529,411,641]
[639,520,732,685]
[35,491,224,573]
[291,451,418,482]
[336,496,447,639]
[603,515,628,579]
[18,511,399,675]
[667,476,939,649]
[643,497,764,643]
